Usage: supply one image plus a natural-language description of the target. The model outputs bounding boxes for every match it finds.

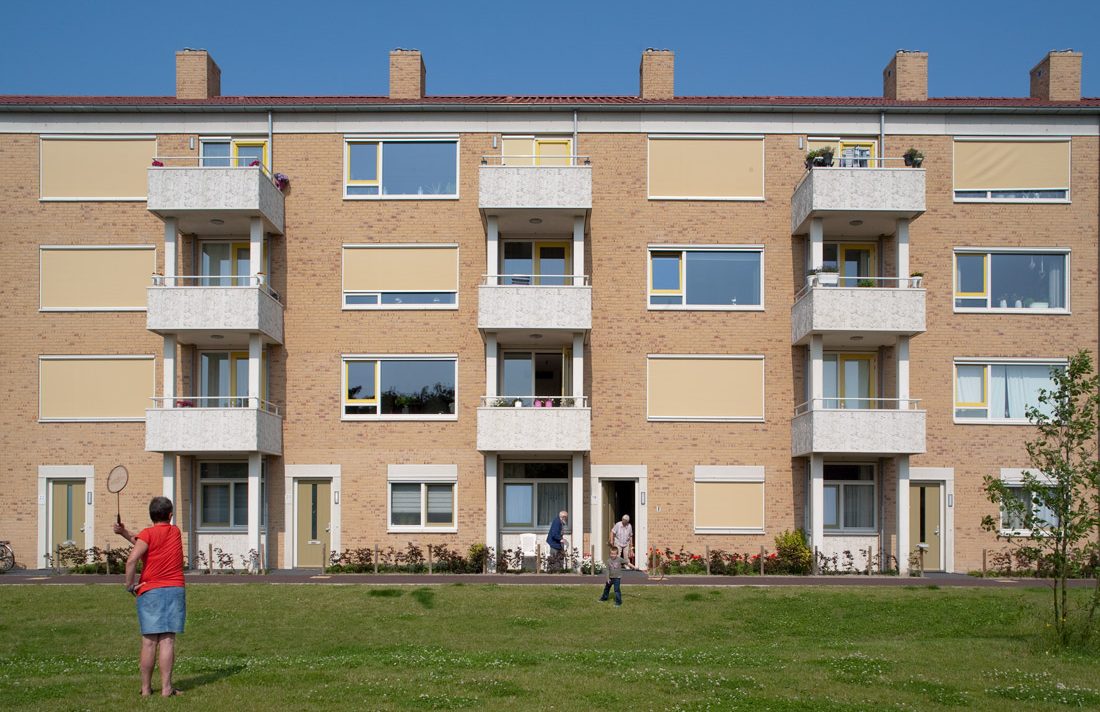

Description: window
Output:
[647,356,765,421]
[198,462,265,529]
[500,350,571,406]
[822,243,877,286]
[199,241,269,287]
[954,360,1064,422]
[647,247,763,308]
[389,482,455,529]
[823,464,875,532]
[807,138,878,168]
[502,463,568,529]
[648,136,765,200]
[200,351,267,408]
[998,470,1058,535]
[499,241,573,285]
[343,356,457,419]
[953,138,1070,202]
[500,136,574,166]
[342,245,458,308]
[954,250,1068,311]
[344,139,458,197]
[39,356,154,421]
[40,136,156,200]
[200,138,268,168]
[693,466,765,534]
[821,354,876,409]
[40,246,156,311]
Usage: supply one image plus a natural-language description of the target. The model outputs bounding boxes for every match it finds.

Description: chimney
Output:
[389,49,426,100]
[175,49,221,100]
[1030,50,1082,101]
[639,49,675,100]
[883,50,928,101]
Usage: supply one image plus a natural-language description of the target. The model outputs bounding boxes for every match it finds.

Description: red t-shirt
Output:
[136,523,185,595]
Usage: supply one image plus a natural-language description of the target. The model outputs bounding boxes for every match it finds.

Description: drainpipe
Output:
[573,110,578,165]
[879,111,886,166]
[267,110,274,169]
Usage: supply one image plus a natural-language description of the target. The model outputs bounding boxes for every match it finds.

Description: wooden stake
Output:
[759,545,765,576]
[813,545,820,575]
[535,544,541,574]
[322,543,327,572]
[590,544,596,575]
[705,545,710,575]
[427,545,433,575]
[982,549,987,578]
[208,543,213,574]
[373,544,379,574]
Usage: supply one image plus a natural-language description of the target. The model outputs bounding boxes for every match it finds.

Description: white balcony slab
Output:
[147,167,285,235]
[147,286,284,346]
[791,409,925,457]
[477,406,591,452]
[792,287,925,346]
[791,168,925,235]
[479,166,592,210]
[478,285,591,332]
[145,408,283,455]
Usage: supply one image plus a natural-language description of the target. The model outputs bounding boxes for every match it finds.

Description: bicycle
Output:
[0,540,15,573]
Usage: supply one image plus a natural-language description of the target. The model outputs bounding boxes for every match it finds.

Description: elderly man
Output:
[546,510,568,571]
[609,514,634,563]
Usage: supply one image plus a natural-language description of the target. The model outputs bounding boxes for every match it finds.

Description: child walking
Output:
[599,545,635,606]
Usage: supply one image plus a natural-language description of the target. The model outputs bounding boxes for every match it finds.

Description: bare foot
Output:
[162,688,182,697]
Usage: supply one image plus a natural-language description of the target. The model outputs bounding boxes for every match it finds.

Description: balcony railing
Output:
[477,395,591,452]
[484,274,589,287]
[151,396,282,414]
[480,155,591,167]
[794,398,921,415]
[798,275,921,296]
[152,274,281,302]
[480,395,588,408]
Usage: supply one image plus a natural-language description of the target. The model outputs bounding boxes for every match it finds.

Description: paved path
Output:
[1,569,1092,588]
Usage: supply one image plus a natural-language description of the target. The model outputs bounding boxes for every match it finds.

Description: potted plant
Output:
[805,147,835,169]
[903,148,924,167]
[857,278,876,288]
[807,266,840,287]
[273,173,290,191]
[909,271,924,288]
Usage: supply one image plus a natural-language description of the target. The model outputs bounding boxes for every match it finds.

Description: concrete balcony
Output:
[478,278,591,334]
[147,280,284,347]
[479,165,592,212]
[792,282,926,347]
[147,167,285,235]
[145,401,283,455]
[791,168,925,236]
[477,397,591,452]
[791,402,926,457]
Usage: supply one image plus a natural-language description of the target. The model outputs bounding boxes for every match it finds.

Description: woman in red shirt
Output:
[114,496,186,697]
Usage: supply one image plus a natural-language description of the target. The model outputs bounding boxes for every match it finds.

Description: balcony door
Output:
[501,136,573,167]
[838,140,876,168]
[200,241,251,287]
[500,349,571,406]
[823,353,876,409]
[200,351,266,407]
[824,243,877,287]
[500,241,572,286]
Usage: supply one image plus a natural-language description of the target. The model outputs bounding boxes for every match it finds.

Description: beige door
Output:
[909,483,942,571]
[50,480,86,553]
[296,480,331,567]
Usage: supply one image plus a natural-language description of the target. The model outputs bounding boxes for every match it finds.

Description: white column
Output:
[571,452,584,569]
[572,215,585,285]
[485,333,497,399]
[485,454,498,561]
[809,217,824,273]
[249,217,263,286]
[247,452,262,571]
[162,455,177,516]
[163,335,177,407]
[897,335,911,406]
[897,455,911,575]
[896,218,910,286]
[248,334,262,407]
[809,334,824,406]
[163,218,178,284]
[810,454,824,553]
[486,216,499,285]
[572,333,584,401]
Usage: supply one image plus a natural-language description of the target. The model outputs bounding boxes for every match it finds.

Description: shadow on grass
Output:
[177,663,247,691]
[368,589,403,598]
[411,589,435,609]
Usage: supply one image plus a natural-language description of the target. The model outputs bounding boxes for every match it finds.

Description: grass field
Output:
[1,582,1099,710]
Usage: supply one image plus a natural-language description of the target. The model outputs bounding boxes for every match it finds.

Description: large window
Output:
[648,247,763,308]
[198,462,265,529]
[343,356,456,419]
[954,360,1063,422]
[389,483,455,530]
[342,245,458,308]
[344,139,458,198]
[502,463,568,529]
[823,464,875,532]
[954,250,1068,312]
[953,138,1070,202]
[200,138,268,168]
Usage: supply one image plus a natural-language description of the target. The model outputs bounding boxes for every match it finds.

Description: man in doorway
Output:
[609,514,634,564]
[546,510,568,571]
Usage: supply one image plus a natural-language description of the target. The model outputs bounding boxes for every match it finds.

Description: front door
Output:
[909,483,942,571]
[296,480,331,568]
[50,480,86,553]
[600,480,636,562]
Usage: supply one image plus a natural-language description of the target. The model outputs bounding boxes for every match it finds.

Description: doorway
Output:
[50,480,86,553]
[909,482,942,571]
[601,480,636,561]
[295,480,332,568]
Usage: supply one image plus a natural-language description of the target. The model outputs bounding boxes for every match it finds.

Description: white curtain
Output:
[1045,256,1064,308]
[1000,365,1055,419]
[956,365,985,405]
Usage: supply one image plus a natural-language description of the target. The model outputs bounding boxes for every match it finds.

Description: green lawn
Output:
[1,583,1098,710]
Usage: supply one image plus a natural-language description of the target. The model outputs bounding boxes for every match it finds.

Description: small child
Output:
[599,545,635,606]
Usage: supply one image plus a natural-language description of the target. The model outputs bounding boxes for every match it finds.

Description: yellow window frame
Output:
[838,243,878,282]
[232,140,268,169]
[838,139,877,166]
[954,253,988,299]
[345,141,381,190]
[836,353,877,407]
[535,138,572,166]
[649,250,684,296]
[954,364,989,408]
[344,360,379,406]
[534,241,572,284]
[227,351,267,404]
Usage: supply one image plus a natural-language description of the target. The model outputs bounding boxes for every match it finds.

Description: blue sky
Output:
[2,0,1098,98]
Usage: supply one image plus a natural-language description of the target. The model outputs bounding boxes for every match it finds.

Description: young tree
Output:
[981,350,1100,645]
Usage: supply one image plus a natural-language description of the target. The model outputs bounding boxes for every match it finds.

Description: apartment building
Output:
[1,47,1095,574]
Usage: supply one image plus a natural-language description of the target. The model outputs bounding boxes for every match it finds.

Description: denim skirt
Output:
[136,586,186,635]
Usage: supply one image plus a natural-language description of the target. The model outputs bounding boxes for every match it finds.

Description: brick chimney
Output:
[1030,50,1082,101]
[883,50,928,101]
[175,49,221,100]
[639,49,675,100]
[389,49,426,100]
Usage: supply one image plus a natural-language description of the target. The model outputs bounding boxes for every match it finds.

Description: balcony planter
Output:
[903,148,924,168]
[805,147,835,169]
[807,267,839,287]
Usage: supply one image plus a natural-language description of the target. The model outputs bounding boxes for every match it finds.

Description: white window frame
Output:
[500,461,571,533]
[646,244,765,311]
[342,135,460,200]
[952,137,1071,204]
[196,461,266,532]
[692,465,765,535]
[341,243,459,311]
[952,247,1070,314]
[952,357,1067,425]
[199,136,270,169]
[39,244,156,313]
[386,465,458,533]
[823,462,877,534]
[341,354,458,421]
[998,468,1056,537]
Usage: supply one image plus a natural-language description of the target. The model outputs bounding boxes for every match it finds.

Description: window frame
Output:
[952,247,1070,314]
[199,137,270,169]
[953,358,1067,424]
[387,481,457,533]
[341,243,459,311]
[341,354,458,421]
[196,461,266,532]
[951,137,1071,204]
[342,136,460,200]
[822,463,877,534]
[646,245,765,311]
[998,469,1057,537]
[500,461,571,532]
